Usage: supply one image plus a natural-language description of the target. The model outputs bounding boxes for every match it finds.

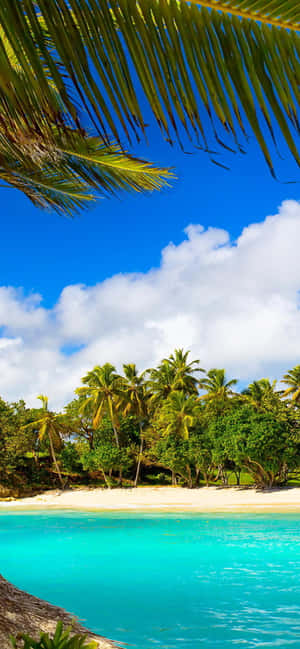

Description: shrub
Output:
[10,622,98,649]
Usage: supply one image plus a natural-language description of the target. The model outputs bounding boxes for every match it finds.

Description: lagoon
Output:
[1,512,300,648]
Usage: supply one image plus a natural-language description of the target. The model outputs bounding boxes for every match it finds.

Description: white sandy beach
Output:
[1,486,300,512]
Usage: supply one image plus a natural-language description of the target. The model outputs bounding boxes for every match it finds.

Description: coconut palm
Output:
[281,366,300,403]
[158,391,200,487]
[161,392,200,440]
[120,364,148,417]
[148,350,203,407]
[163,349,204,394]
[242,378,278,408]
[76,364,123,447]
[147,362,178,408]
[119,363,149,486]
[0,0,299,214]
[22,396,66,488]
[199,369,238,400]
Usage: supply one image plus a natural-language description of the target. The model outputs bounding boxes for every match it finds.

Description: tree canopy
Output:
[1,351,300,493]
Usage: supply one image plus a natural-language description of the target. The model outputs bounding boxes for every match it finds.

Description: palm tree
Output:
[242,378,278,409]
[148,350,203,408]
[163,349,204,394]
[23,396,65,488]
[147,361,178,409]
[0,0,299,214]
[158,391,200,487]
[281,366,300,403]
[162,392,200,440]
[199,369,238,400]
[76,363,123,447]
[119,363,149,486]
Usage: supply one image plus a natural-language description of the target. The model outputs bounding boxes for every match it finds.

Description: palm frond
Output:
[291,387,300,401]
[282,386,295,397]
[185,0,300,31]
[1,0,298,177]
[0,129,172,215]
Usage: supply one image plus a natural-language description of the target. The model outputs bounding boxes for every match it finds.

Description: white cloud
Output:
[0,199,300,409]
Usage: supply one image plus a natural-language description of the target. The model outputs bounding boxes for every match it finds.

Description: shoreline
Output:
[1,486,300,513]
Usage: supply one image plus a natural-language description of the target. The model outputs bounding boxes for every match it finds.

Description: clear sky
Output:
[0,118,299,407]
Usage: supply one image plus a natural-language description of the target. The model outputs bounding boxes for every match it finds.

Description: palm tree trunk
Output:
[48,433,64,489]
[186,464,193,489]
[102,470,111,488]
[112,424,122,483]
[214,464,223,482]
[112,424,120,448]
[108,398,122,483]
[32,449,39,468]
[234,469,241,486]
[108,398,120,448]
[88,430,94,450]
[134,423,144,487]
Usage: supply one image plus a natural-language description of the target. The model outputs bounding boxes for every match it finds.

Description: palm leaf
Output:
[291,387,300,401]
[0,0,298,177]
[186,0,300,30]
[38,420,48,442]
[282,386,296,397]
[22,417,46,430]
[0,129,172,215]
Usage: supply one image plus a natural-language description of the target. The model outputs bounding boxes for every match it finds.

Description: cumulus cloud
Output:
[0,199,300,408]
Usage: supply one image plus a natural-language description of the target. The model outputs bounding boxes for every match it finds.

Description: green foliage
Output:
[158,392,200,439]
[2,356,300,492]
[208,404,300,487]
[281,366,300,403]
[188,430,215,486]
[154,434,192,484]
[0,398,39,486]
[63,398,95,449]
[10,621,97,649]
[80,441,133,487]
[199,369,238,402]
[60,443,83,474]
[76,364,123,437]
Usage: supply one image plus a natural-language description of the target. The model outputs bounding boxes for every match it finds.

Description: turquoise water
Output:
[1,512,300,648]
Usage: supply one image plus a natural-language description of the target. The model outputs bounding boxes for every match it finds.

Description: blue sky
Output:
[1,123,299,309]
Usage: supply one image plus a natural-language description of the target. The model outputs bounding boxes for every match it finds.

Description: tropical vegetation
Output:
[1,351,300,494]
[10,622,97,649]
[0,0,299,214]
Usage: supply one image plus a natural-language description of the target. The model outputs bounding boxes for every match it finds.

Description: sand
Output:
[1,486,300,512]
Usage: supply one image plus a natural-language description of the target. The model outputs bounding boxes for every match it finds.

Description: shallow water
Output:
[1,512,300,648]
